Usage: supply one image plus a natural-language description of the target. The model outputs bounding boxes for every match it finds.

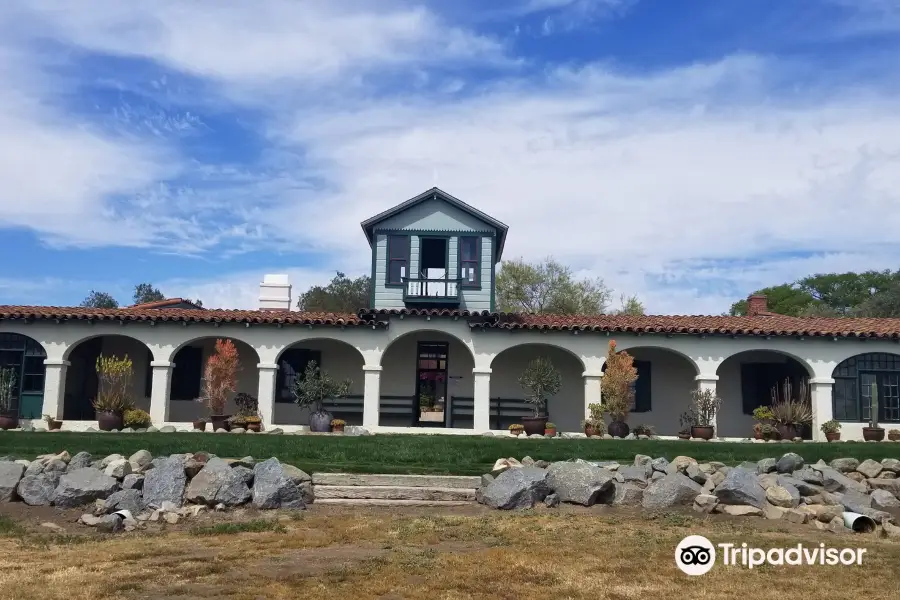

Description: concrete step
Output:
[311,473,481,489]
[315,485,476,501]
[314,499,473,507]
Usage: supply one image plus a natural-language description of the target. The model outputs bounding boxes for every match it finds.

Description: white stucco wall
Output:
[623,347,697,436]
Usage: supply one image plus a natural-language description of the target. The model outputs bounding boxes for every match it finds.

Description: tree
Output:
[297,272,371,312]
[81,291,119,309]
[133,283,166,305]
[730,284,817,316]
[496,257,612,314]
[856,282,900,317]
[614,294,645,316]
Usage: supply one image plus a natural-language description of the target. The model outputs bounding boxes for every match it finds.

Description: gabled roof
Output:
[360,187,509,259]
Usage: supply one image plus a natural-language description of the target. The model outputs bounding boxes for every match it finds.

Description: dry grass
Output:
[0,506,898,599]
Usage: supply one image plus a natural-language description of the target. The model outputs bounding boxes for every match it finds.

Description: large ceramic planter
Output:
[607,420,629,438]
[776,424,800,441]
[0,413,19,430]
[309,410,333,433]
[678,432,691,440]
[210,414,231,432]
[825,432,841,442]
[584,423,598,437]
[97,411,123,432]
[862,427,885,442]
[544,428,557,437]
[889,431,900,441]
[521,416,548,437]
[691,425,714,440]
[247,421,261,432]
[193,420,207,432]
[47,419,62,431]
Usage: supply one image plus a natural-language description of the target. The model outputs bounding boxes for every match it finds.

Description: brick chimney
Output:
[259,274,292,311]
[747,294,768,317]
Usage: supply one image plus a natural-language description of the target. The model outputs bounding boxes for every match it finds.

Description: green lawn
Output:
[1,432,899,475]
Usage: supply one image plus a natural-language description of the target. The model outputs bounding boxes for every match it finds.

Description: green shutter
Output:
[633,360,651,413]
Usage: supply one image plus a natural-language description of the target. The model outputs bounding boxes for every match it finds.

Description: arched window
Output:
[832,353,900,423]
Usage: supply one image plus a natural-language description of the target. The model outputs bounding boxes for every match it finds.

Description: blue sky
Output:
[1,0,900,313]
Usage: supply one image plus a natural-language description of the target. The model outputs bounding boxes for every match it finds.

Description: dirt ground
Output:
[0,501,898,600]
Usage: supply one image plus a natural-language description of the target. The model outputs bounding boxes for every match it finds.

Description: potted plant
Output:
[633,423,655,438]
[689,388,722,440]
[863,382,885,441]
[197,339,240,432]
[234,392,260,431]
[677,428,691,440]
[42,414,62,431]
[759,423,779,441]
[509,424,524,437]
[820,419,841,442]
[193,418,207,432]
[752,406,774,439]
[292,360,352,432]
[887,428,900,441]
[583,403,604,436]
[601,341,637,438]
[544,422,557,437]
[93,354,134,431]
[518,357,561,436]
[227,414,248,430]
[123,408,152,429]
[677,411,694,440]
[770,378,812,440]
[331,418,346,433]
[0,368,18,430]
[245,416,262,432]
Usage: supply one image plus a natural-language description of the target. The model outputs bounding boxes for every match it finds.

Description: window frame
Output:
[386,235,409,287]
[276,349,323,403]
[170,346,203,401]
[458,236,481,289]
[832,353,900,423]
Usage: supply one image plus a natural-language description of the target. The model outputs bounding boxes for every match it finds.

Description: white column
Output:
[257,363,278,430]
[695,374,719,436]
[809,377,834,442]
[362,365,382,429]
[149,361,174,425]
[42,359,70,420]
[583,371,603,421]
[473,368,492,432]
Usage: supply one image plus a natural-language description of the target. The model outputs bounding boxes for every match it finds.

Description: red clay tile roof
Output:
[0,306,373,327]
[129,298,204,309]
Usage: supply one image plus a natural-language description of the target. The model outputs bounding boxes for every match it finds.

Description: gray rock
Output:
[121,474,144,490]
[827,515,850,534]
[835,490,891,522]
[67,452,93,471]
[766,485,799,509]
[856,459,883,479]
[282,464,311,485]
[650,471,665,482]
[720,505,763,517]
[612,482,644,506]
[665,456,697,475]
[544,493,560,508]
[147,426,159,433]
[715,467,767,509]
[128,450,153,472]
[24,461,45,476]
[867,478,900,497]
[51,468,118,508]
[99,454,125,469]
[792,468,823,485]
[534,460,550,469]
[268,428,284,435]
[298,481,314,505]
[819,467,868,494]
[618,465,650,486]
[776,452,804,474]
[641,473,703,510]
[103,489,143,515]
[777,475,819,497]
[44,459,67,475]
[828,458,859,472]
[0,461,25,502]
[546,461,615,506]
[479,467,550,510]
[159,425,177,433]
[693,493,719,514]
[634,454,653,467]
[233,465,254,486]
[871,489,900,510]
[757,458,777,474]
[142,456,187,508]
[737,461,758,471]
[650,457,669,473]
[104,458,132,479]
[882,458,900,473]
[480,474,495,488]
[521,456,535,466]
[186,457,251,507]
[685,463,707,485]
[17,472,61,506]
[96,514,123,533]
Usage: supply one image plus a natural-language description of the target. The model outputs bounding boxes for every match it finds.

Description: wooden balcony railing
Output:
[402,276,463,303]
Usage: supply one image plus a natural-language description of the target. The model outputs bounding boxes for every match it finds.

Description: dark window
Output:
[144,349,153,397]
[632,360,651,412]
[832,352,900,423]
[171,346,203,400]
[21,356,45,393]
[459,236,480,287]
[740,362,805,415]
[276,349,322,403]
[387,235,409,285]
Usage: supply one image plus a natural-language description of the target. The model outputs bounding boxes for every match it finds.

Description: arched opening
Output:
[716,350,813,438]
[273,339,365,426]
[489,343,584,432]
[64,335,153,421]
[168,338,260,423]
[0,333,47,419]
[605,347,699,436]
[832,353,900,425]
[380,331,475,428]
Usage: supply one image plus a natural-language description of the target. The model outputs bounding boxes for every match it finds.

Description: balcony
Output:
[403,276,463,304]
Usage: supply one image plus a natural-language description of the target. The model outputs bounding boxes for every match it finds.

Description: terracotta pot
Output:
[193,420,207,431]
[309,410,333,433]
[678,432,691,440]
[210,414,231,432]
[247,421,261,433]
[47,419,62,431]
[889,431,900,441]
[521,416,548,437]
[332,424,345,433]
[544,428,557,437]
[96,411,123,432]
[584,423,598,437]
[825,431,841,442]
[607,420,629,438]
[862,427,885,442]
[0,413,19,430]
[753,429,763,440]
[691,425,714,440]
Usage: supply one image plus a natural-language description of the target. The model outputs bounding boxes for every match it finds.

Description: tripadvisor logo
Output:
[675,535,867,575]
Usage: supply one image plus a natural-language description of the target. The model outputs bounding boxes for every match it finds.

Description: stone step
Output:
[311,473,481,489]
[314,498,473,507]
[315,485,476,502]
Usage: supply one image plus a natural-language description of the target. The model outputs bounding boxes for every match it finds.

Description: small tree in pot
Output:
[770,378,812,440]
[198,339,240,432]
[863,382,885,441]
[518,357,561,436]
[0,368,18,430]
[688,388,722,440]
[292,360,352,432]
[601,340,637,438]
[93,354,134,431]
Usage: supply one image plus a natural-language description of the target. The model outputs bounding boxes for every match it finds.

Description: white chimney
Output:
[259,274,292,311]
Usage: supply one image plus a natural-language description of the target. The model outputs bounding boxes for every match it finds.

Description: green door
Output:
[0,335,47,420]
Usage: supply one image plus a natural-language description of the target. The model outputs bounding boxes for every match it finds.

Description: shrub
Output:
[820,419,841,434]
[198,339,240,416]
[331,418,346,427]
[601,341,637,423]
[769,378,812,427]
[92,355,134,413]
[0,368,16,414]
[292,360,352,415]
[227,415,248,427]
[123,408,152,429]
[544,422,556,429]
[689,388,722,427]
[509,424,524,431]
[518,357,561,418]
[633,423,656,437]
[234,392,258,418]
[752,406,774,422]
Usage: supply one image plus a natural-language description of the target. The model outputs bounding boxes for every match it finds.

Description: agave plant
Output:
[769,378,813,427]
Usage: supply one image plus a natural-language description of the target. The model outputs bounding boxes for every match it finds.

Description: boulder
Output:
[856,459,883,479]
[650,457,669,473]
[183,457,205,479]
[298,481,315,505]
[868,479,900,498]
[96,514,124,533]
[233,465,254,486]
[618,465,650,486]
[766,485,799,509]
[665,456,697,475]
[544,493,560,508]
[828,458,859,473]
[819,467,868,494]
[827,515,850,535]
[780,474,821,496]
[186,457,251,507]
[251,458,305,510]
[871,489,900,511]
[17,472,61,506]
[634,454,653,467]
[775,452,804,474]
[836,490,892,522]
[611,482,644,506]
[128,450,153,473]
[757,458,777,474]
[884,519,900,539]
[480,474,495,488]
[479,467,550,510]
[104,459,132,479]
[24,461,44,477]
[99,454,125,469]
[546,461,615,506]
[121,474,144,490]
[720,505,763,517]
[0,461,25,502]
[792,468,824,485]
[715,467,767,509]
[282,464,312,485]
[685,464,707,485]
[757,474,778,490]
[815,504,844,523]
[44,459,68,475]
[784,509,809,524]
[641,473,702,510]
[51,468,118,508]
[773,478,802,504]
[103,489,143,515]
[763,503,788,520]
[142,456,187,508]
[882,458,900,473]
[693,493,718,514]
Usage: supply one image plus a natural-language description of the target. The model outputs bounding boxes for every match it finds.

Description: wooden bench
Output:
[449,397,533,430]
